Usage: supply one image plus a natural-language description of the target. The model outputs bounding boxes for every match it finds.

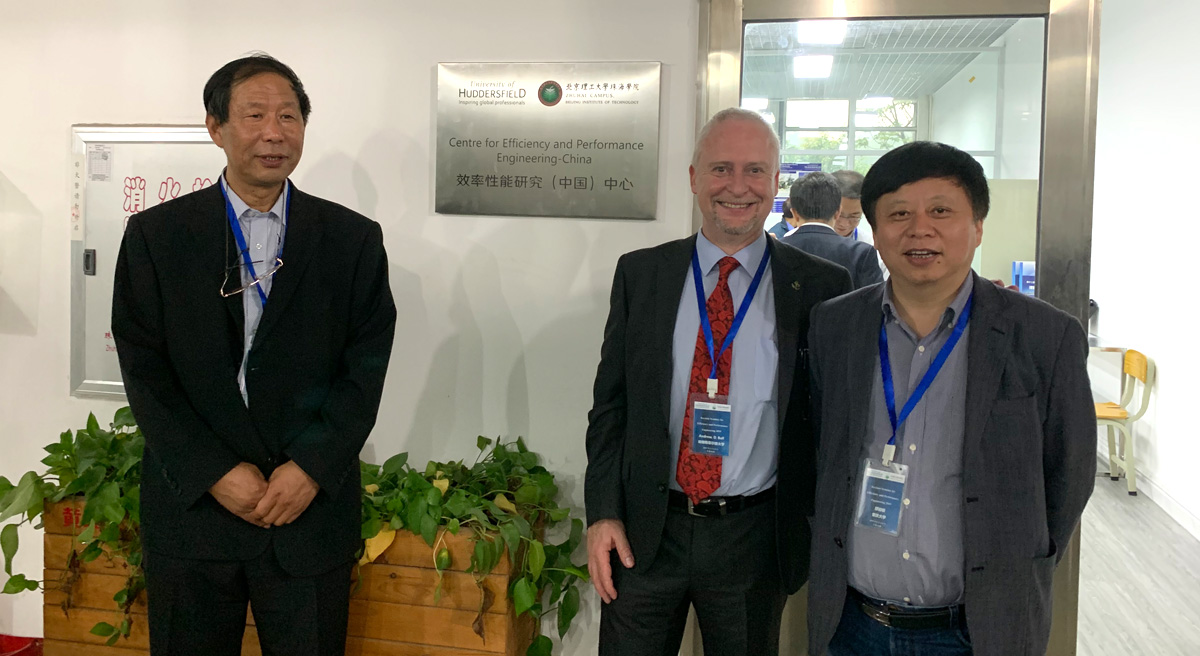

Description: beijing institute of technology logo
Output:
[538,80,563,106]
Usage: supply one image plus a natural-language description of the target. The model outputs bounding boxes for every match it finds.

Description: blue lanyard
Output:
[220,181,290,307]
[690,246,771,386]
[878,292,973,458]
[852,228,859,240]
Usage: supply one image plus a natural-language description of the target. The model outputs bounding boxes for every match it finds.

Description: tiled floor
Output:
[1078,474,1200,655]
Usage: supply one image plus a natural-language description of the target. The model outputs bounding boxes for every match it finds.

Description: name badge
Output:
[854,458,909,536]
[689,392,731,457]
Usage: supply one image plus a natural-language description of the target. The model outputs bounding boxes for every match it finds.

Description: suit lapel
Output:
[184,184,245,333]
[653,236,696,428]
[252,185,322,345]
[770,239,800,431]
[844,286,885,458]
[182,181,256,420]
[964,275,1012,458]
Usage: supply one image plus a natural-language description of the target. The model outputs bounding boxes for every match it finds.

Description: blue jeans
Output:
[828,593,973,656]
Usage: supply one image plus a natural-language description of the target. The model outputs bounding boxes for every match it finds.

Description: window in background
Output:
[776,97,917,182]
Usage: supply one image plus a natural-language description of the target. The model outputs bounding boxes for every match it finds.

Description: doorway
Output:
[694,1,1101,654]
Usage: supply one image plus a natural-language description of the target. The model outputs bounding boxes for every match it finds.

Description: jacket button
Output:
[835,538,844,548]
[657,483,667,493]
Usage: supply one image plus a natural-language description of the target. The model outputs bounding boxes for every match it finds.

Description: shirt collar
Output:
[695,229,768,277]
[799,221,837,232]
[882,270,975,331]
[220,172,288,220]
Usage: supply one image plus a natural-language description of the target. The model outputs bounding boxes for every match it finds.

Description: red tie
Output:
[676,256,739,503]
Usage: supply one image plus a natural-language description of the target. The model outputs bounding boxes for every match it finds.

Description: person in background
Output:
[585,107,850,656]
[112,54,397,656]
[805,141,1095,656]
[767,198,797,238]
[832,169,887,278]
[832,170,868,242]
[780,172,883,290]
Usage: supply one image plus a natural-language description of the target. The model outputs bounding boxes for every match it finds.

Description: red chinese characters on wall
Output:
[122,176,147,214]
[158,176,182,205]
[119,175,215,219]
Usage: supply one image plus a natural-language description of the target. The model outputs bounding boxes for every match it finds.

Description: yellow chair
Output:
[1095,349,1155,495]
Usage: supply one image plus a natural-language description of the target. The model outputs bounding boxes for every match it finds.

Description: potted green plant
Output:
[0,409,590,656]
[0,408,143,645]
[358,436,589,655]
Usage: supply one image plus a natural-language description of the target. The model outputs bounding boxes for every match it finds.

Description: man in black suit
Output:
[805,142,1095,655]
[112,55,396,655]
[584,108,851,656]
[780,171,884,290]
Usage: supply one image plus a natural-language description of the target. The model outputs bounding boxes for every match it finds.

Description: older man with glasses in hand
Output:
[111,54,396,656]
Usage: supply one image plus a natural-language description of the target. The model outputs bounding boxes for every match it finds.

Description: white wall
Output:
[930,52,999,158]
[0,1,700,647]
[1091,0,1200,540]
[929,20,1045,182]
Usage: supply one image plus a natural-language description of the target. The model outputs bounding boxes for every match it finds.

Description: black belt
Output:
[848,587,964,631]
[667,487,775,517]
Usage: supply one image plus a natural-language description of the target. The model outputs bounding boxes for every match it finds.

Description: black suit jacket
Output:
[805,275,1096,656]
[584,234,852,594]
[780,223,883,290]
[112,182,397,576]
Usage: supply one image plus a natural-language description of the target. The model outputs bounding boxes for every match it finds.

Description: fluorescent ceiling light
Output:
[796,20,847,45]
[794,55,834,79]
[741,97,769,111]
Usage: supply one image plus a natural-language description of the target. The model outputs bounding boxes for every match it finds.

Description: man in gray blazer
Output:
[780,172,883,290]
[806,141,1096,656]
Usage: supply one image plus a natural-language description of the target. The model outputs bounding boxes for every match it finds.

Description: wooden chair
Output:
[1095,349,1155,495]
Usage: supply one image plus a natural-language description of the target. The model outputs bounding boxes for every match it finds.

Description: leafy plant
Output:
[1,411,590,656]
[359,436,589,656]
[0,407,144,646]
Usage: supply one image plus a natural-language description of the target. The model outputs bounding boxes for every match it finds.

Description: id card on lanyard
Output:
[685,247,770,457]
[853,293,973,535]
[220,179,291,308]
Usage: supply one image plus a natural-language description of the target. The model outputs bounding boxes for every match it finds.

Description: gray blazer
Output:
[780,224,883,290]
[805,274,1096,656]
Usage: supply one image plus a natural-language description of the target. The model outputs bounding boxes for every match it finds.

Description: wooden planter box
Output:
[41,500,535,656]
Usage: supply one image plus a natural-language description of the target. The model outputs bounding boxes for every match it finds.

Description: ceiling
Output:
[742,18,1025,100]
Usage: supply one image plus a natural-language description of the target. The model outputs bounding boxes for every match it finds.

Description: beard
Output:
[711,212,760,236]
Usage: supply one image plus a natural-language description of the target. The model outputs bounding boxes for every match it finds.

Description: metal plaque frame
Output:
[435,62,662,219]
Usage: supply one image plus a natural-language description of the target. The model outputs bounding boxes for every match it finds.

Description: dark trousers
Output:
[599,499,787,656]
[828,593,973,656]
[144,546,353,656]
